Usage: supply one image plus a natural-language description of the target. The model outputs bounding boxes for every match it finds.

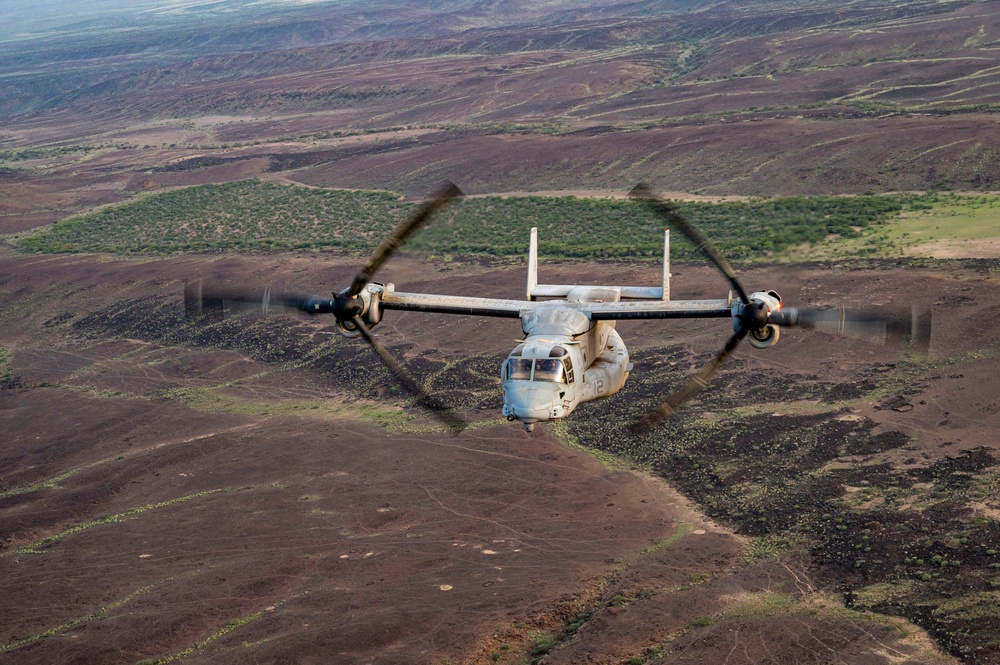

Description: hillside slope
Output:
[2,0,1000,211]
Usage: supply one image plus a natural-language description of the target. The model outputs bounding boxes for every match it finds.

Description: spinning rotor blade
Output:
[628,183,753,435]
[629,183,750,305]
[627,184,932,436]
[769,305,932,352]
[354,317,465,433]
[342,181,466,432]
[630,305,931,436]
[630,328,748,437]
[909,305,933,354]
[771,307,885,341]
[348,181,464,298]
[184,281,333,320]
[183,182,468,433]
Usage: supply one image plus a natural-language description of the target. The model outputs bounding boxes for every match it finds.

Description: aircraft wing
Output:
[583,299,732,320]
[380,291,527,318]
[381,290,732,321]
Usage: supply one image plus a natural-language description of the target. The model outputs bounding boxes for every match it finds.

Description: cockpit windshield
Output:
[504,358,566,383]
[508,358,533,381]
[533,359,564,382]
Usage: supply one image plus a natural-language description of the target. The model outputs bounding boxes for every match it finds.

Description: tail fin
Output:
[527,227,538,300]
[662,228,671,301]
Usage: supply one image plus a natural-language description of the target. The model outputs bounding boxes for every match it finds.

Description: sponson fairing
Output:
[499,287,631,431]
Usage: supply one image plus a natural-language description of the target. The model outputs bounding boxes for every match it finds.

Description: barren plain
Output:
[2,252,998,664]
[2,0,1000,663]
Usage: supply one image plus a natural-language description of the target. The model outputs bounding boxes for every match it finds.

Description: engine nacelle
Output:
[733,290,782,348]
[334,285,384,338]
[748,290,781,312]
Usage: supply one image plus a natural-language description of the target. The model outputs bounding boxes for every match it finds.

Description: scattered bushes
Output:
[15,179,919,260]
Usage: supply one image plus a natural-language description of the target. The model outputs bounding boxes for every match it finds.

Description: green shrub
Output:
[14,180,922,261]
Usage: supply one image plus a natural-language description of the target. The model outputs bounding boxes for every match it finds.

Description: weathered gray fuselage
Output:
[501,287,631,430]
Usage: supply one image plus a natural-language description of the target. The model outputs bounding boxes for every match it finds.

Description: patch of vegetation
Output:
[0,346,10,386]
[723,591,795,619]
[15,180,413,254]
[0,460,104,500]
[139,605,273,665]
[423,191,911,261]
[642,522,692,554]
[806,192,1000,260]
[0,145,97,163]
[14,179,921,260]
[822,484,1000,660]
[744,534,795,562]
[890,192,1000,245]
[529,632,556,660]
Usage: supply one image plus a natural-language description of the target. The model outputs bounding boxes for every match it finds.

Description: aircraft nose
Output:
[503,383,562,422]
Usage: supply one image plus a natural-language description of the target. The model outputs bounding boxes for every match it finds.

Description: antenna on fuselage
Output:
[527,227,538,300]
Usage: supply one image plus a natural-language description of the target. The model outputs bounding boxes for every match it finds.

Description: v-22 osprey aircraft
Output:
[186,183,926,435]
[346,225,751,432]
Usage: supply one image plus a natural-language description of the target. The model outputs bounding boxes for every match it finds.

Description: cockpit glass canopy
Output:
[504,358,566,383]
[508,358,533,381]
[533,359,564,382]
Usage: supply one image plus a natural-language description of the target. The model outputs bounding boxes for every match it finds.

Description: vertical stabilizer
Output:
[527,227,538,300]
[662,228,671,301]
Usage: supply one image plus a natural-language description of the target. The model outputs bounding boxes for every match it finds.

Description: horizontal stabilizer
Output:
[531,284,665,300]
